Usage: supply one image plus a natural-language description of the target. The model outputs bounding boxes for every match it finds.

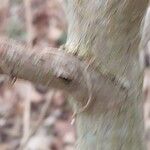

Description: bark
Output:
[65,0,148,149]
[0,0,149,150]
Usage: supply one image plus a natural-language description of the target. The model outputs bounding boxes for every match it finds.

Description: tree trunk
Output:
[64,0,148,150]
[0,0,149,150]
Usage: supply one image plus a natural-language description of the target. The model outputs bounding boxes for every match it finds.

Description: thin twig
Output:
[20,84,32,149]
[19,90,55,149]
[24,0,33,46]
[20,0,33,148]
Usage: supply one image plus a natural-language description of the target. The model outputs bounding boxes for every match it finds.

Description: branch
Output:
[0,38,89,102]
[0,38,129,113]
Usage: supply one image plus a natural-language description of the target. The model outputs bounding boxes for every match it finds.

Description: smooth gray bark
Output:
[0,0,149,150]
[64,0,148,149]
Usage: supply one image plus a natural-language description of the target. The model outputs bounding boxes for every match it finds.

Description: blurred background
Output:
[0,0,76,149]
